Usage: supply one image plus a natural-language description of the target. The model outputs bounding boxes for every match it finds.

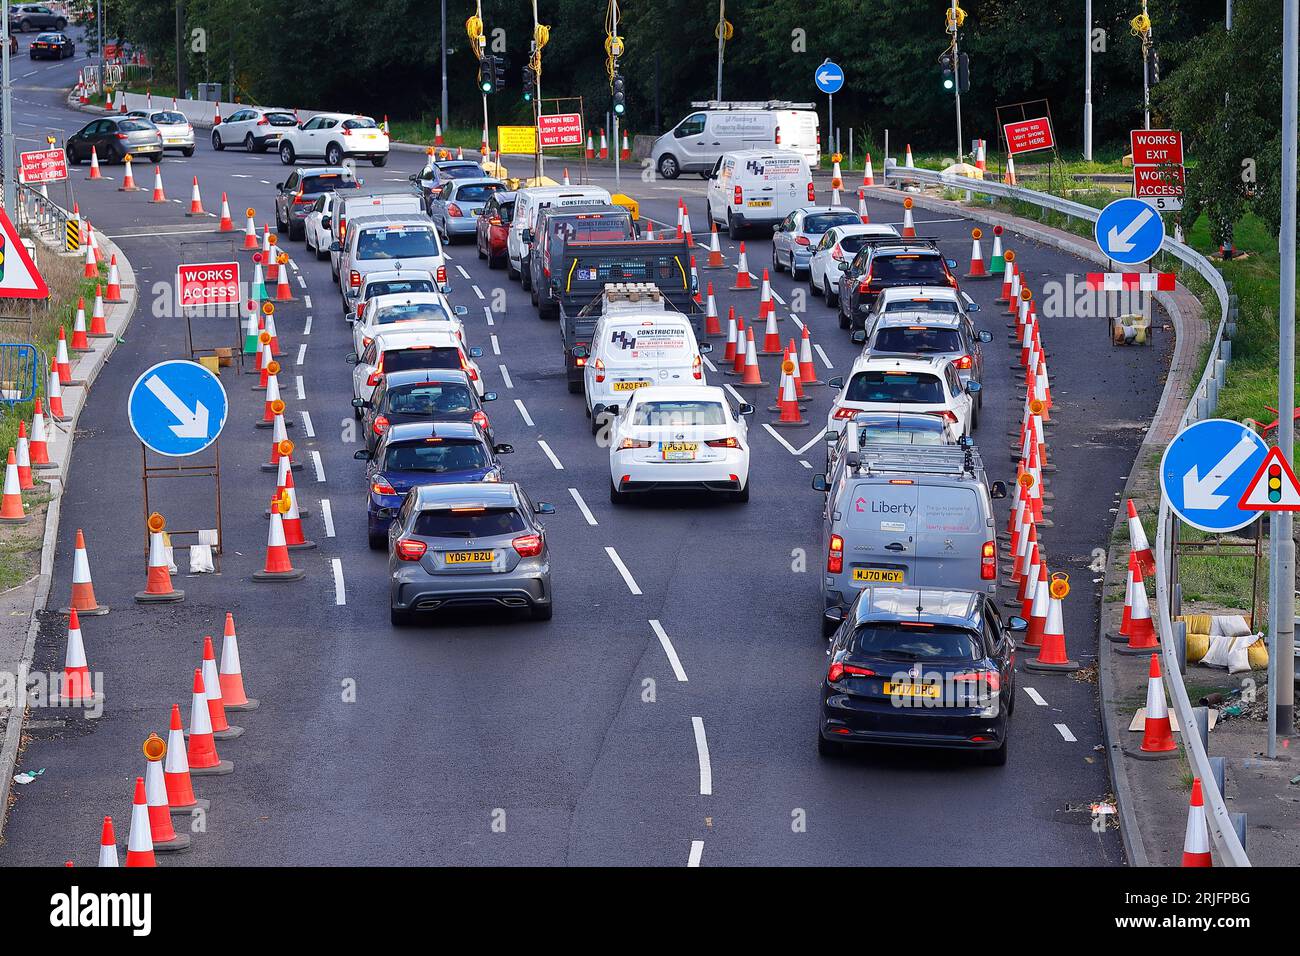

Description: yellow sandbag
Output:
[1248,637,1268,670]
[1177,614,1213,634]
[1186,631,1210,663]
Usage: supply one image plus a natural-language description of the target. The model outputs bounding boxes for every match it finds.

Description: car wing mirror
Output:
[823,606,844,629]
[978,329,993,343]
[946,258,958,269]
[482,391,498,402]
[827,376,843,390]
[811,473,828,492]
[468,347,483,358]
[966,380,981,394]
[737,403,755,417]
[454,305,468,316]
[534,502,556,515]
[351,397,366,408]
[494,443,514,455]
[850,330,866,345]
[345,352,358,365]
[990,480,1008,499]
[571,346,588,359]
[1008,615,1028,632]
[698,342,713,354]
[353,449,370,460]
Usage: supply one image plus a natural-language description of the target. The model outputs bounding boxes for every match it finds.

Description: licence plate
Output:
[445,550,495,564]
[748,199,772,207]
[662,441,698,461]
[853,568,905,583]
[883,682,939,699]
[165,138,184,144]
[612,380,650,392]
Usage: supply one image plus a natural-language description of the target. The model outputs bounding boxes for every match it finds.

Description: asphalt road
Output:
[1,39,1169,865]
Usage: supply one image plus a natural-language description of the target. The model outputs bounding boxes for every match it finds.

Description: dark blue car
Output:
[357,420,513,549]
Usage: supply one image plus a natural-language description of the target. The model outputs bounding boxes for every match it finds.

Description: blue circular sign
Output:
[814,61,845,95]
[1095,197,1166,265]
[127,360,229,457]
[1159,418,1267,533]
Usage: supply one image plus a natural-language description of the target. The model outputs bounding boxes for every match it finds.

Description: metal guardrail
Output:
[884,163,1249,866]
[12,179,78,247]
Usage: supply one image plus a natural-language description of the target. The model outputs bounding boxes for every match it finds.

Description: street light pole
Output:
[951,0,962,163]
[440,0,448,140]
[1,9,12,211]
[1083,0,1093,161]
[175,0,187,98]
[715,0,725,101]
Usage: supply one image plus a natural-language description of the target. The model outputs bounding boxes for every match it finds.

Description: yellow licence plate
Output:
[853,568,905,583]
[883,683,940,699]
[748,199,772,207]
[445,550,495,564]
[612,380,650,391]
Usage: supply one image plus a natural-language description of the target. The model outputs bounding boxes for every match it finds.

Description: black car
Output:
[275,166,358,240]
[9,4,65,31]
[410,160,485,212]
[818,586,1020,765]
[28,30,72,58]
[836,240,960,331]
[65,116,163,164]
[355,368,498,455]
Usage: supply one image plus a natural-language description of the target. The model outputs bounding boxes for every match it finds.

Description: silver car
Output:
[771,206,860,278]
[856,311,993,399]
[131,110,194,156]
[428,177,507,243]
[388,482,555,625]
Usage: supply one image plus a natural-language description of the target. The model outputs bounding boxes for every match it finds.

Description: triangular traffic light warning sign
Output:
[1238,445,1300,511]
[0,205,50,300]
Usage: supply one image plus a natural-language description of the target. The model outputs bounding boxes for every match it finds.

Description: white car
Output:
[350,268,441,322]
[303,192,335,260]
[212,106,297,153]
[825,354,980,437]
[809,224,900,299]
[352,292,467,357]
[870,284,980,319]
[278,112,389,168]
[607,386,754,504]
[350,328,485,406]
[128,109,195,156]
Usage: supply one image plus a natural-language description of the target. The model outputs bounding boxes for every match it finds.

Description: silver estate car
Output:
[387,482,555,625]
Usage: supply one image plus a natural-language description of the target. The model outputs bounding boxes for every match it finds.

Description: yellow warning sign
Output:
[65,219,80,252]
[497,125,539,156]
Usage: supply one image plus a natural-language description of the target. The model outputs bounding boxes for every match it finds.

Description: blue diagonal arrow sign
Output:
[128,360,228,457]
[1159,418,1268,533]
[1095,197,1166,265]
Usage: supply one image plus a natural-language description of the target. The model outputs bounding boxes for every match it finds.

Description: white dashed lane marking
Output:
[310,450,325,482]
[649,620,687,682]
[499,365,514,389]
[1054,723,1076,743]
[1024,687,1048,707]
[688,841,704,867]
[691,717,713,796]
[514,399,534,427]
[320,499,336,538]
[568,487,597,526]
[300,410,315,437]
[604,547,642,595]
[536,440,563,470]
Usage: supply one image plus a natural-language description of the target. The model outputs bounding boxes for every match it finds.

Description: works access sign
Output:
[1003,117,1055,156]
[0,207,50,300]
[176,261,241,310]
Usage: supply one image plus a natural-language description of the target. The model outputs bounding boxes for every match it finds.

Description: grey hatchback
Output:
[388,482,555,625]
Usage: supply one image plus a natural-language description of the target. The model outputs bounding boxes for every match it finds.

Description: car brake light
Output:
[512,533,544,557]
[774,126,781,145]
[807,182,815,202]
[394,538,425,560]
[832,406,858,420]
[367,371,382,386]
[795,235,811,246]
[619,438,651,449]
[458,353,478,380]
[361,336,373,348]
[448,203,463,218]
[116,133,129,140]
[472,410,490,431]
[293,189,311,204]
[981,540,997,580]
[371,479,397,496]
[593,358,605,383]
[929,410,959,424]
[372,414,389,435]
[955,354,973,370]
[692,353,703,380]
[947,273,959,289]
[733,185,743,205]
[831,245,843,261]
[349,271,361,288]
[339,217,347,238]
[857,269,873,293]
[954,670,1000,693]
[827,533,844,574]
[705,437,740,448]
[436,266,447,285]
[257,117,269,126]
[828,660,875,682]
[488,216,502,227]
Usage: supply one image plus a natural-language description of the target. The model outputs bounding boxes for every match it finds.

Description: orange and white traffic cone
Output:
[965,227,989,278]
[217,192,234,231]
[186,176,205,216]
[785,340,808,401]
[1026,573,1079,671]
[1136,654,1178,756]
[263,422,301,474]
[14,423,34,491]
[1119,564,1160,654]
[798,326,821,386]
[187,668,234,774]
[219,612,258,711]
[998,251,1016,303]
[29,401,51,466]
[124,778,155,867]
[562,167,571,185]
[256,350,277,390]
[135,512,183,603]
[254,491,306,581]
[705,223,725,268]
[757,270,775,320]
[904,143,914,168]
[1021,559,1049,650]
[98,816,118,867]
[279,469,315,550]
[901,197,916,238]
[275,255,294,301]
[82,239,97,278]
[88,146,102,180]
[621,128,631,160]
[434,116,444,145]
[56,327,78,386]
[118,155,141,191]
[70,297,90,351]
[1182,778,1213,866]
[760,307,782,355]
[265,241,280,284]
[201,635,243,738]
[1108,550,1141,642]
[243,207,259,249]
[0,449,28,525]
[731,243,754,290]
[723,309,738,365]
[770,359,809,427]
[62,529,108,616]
[149,164,166,202]
[862,153,875,187]
[858,188,870,223]
[598,128,608,159]
[164,703,209,810]
[1126,499,1156,576]
[143,734,190,851]
[259,384,286,430]
[1018,545,1042,620]
[55,608,102,704]
[728,316,747,375]
[737,329,767,389]
[585,130,594,159]
[104,257,124,304]
[704,283,722,337]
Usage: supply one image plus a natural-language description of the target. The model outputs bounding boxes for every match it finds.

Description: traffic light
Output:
[612,72,626,116]
[522,65,536,102]
[478,55,494,94]
[492,55,506,92]
[958,52,970,93]
[940,51,954,90]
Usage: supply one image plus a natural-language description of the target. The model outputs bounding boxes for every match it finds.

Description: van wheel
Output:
[657,154,680,179]
[727,211,743,241]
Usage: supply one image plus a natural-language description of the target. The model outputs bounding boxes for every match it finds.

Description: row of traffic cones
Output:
[94,159,235,234]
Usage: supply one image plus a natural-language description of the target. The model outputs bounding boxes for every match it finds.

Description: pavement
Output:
[0,30,1180,866]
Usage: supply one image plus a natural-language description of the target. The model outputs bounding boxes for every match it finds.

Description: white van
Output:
[706,149,814,238]
[584,308,709,433]
[651,101,819,179]
[508,185,612,289]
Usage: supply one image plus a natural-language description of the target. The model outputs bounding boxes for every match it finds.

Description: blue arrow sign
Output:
[814,61,844,95]
[1095,197,1166,265]
[1159,418,1268,533]
[128,360,229,457]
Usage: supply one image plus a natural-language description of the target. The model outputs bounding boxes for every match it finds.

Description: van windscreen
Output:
[358,226,440,260]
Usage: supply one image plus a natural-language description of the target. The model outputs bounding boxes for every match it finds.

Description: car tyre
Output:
[211,130,224,151]
[389,607,412,627]
[55,17,66,29]
[368,532,386,551]
[567,378,583,395]
[325,143,343,166]
[182,147,195,158]
[837,303,850,330]
[65,144,81,165]
[531,602,553,622]
[148,153,162,163]
[823,277,834,302]
[278,141,295,165]
[476,240,486,260]
[792,263,808,280]
[609,479,628,505]
[772,248,784,273]
[657,154,680,180]
[275,207,286,233]
[371,154,387,167]
[489,254,505,270]
[981,736,1008,767]
[288,220,304,241]
[817,732,844,758]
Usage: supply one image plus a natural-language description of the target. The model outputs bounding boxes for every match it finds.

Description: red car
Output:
[475,191,515,269]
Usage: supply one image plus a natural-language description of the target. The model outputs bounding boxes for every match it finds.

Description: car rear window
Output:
[851,624,979,661]
[444,164,483,179]
[632,400,725,426]
[365,279,436,298]
[414,507,526,538]
[265,112,297,127]
[872,327,963,354]
[883,299,960,314]
[374,302,450,326]
[358,226,440,260]
[494,200,516,223]
[384,382,474,416]
[855,417,947,446]
[301,173,357,194]
[873,254,950,284]
[151,112,186,125]
[383,346,461,372]
[840,234,888,255]
[551,214,632,245]
[343,117,379,130]
[845,370,945,404]
[456,183,505,202]
[118,120,152,133]
[382,439,487,473]
[804,212,859,233]
[35,33,59,41]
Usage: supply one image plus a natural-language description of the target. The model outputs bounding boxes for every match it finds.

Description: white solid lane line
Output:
[568,487,597,526]
[691,717,713,796]
[331,558,346,605]
[514,399,534,427]
[688,841,704,868]
[321,498,336,538]
[1024,687,1048,707]
[499,364,514,389]
[649,620,688,682]
[537,440,564,470]
[1054,723,1076,743]
[761,423,800,456]
[310,450,325,483]
[604,546,642,595]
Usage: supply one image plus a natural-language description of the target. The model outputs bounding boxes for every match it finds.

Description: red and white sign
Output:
[1239,446,1300,511]
[538,112,584,149]
[1003,117,1055,156]
[177,261,241,310]
[0,207,49,300]
[1133,164,1186,196]
[19,148,67,184]
[1130,129,1183,165]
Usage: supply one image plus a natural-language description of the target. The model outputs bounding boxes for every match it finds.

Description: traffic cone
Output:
[1182,778,1213,866]
[0,449,28,524]
[143,734,190,851]
[61,529,108,616]
[88,146,102,180]
[1021,561,1049,650]
[598,128,608,159]
[858,188,870,224]
[55,327,77,386]
[965,228,989,278]
[29,401,51,466]
[213,103,221,125]
[118,155,141,191]
[260,376,286,427]
[243,208,259,249]
[1127,499,1156,576]
[760,308,781,354]
[737,329,767,389]
[562,168,571,185]
[1137,654,1178,755]
[1108,551,1140,642]
[254,492,306,581]
[830,156,843,200]
[279,470,315,549]
[70,298,90,351]
[757,270,775,320]
[901,197,916,238]
[124,778,155,867]
[98,817,118,867]
[433,116,443,145]
[135,513,184,603]
[729,316,747,375]
[998,251,1016,302]
[185,177,205,216]
[975,138,987,172]
[1026,573,1079,671]
[644,221,655,241]
[13,423,34,492]
[88,220,103,264]
[785,340,807,401]
[456,146,464,160]
[990,225,1005,274]
[1018,545,1042,619]
[251,261,266,302]
[219,612,258,711]
[723,309,738,364]
[104,255,124,303]
[265,242,280,283]
[904,143,914,168]
[243,301,261,355]
[705,223,724,268]
[82,240,96,278]
[621,129,631,160]
[217,192,234,231]
[275,256,294,301]
[201,635,243,738]
[690,255,702,304]
[55,608,103,704]
[1004,153,1018,186]
[731,243,754,290]
[770,359,808,427]
[164,703,209,809]
[862,154,875,188]
[704,284,722,337]
[798,326,821,386]
[263,423,302,473]
[585,130,594,160]
[187,668,234,774]
[149,164,166,202]
[1119,566,1160,654]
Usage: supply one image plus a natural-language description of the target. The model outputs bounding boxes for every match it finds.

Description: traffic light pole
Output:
[1,11,13,212]
[612,0,620,188]
[951,0,963,163]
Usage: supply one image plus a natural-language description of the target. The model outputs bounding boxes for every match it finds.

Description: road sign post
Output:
[815,59,844,163]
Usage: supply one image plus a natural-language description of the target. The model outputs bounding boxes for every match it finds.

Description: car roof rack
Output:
[688,100,816,110]
[844,441,985,482]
